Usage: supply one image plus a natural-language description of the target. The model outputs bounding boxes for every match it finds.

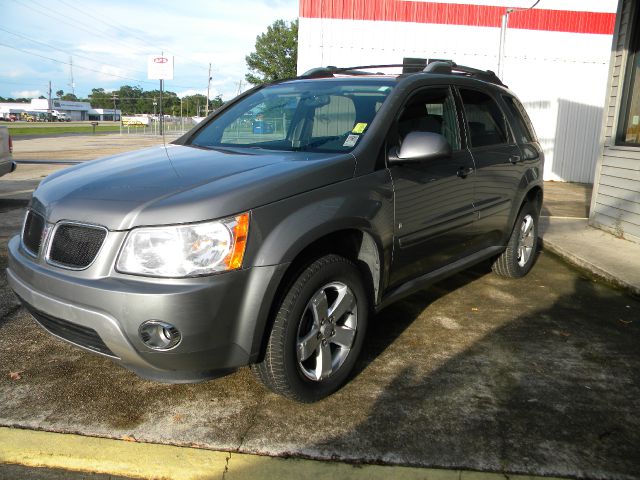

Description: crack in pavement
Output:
[222,391,268,478]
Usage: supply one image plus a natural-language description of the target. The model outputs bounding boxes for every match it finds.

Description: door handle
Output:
[456,166,474,178]
[509,155,521,164]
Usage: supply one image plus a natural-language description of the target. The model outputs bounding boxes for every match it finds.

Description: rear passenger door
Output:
[457,88,523,248]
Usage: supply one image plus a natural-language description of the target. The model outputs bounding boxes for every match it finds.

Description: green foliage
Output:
[2,85,226,117]
[245,19,298,85]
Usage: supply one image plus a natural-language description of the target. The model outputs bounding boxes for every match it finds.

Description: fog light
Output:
[139,320,181,350]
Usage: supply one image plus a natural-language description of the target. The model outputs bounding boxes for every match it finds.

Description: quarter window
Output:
[459,89,509,148]
[502,95,536,143]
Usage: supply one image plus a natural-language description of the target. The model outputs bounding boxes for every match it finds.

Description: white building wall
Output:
[298,0,617,183]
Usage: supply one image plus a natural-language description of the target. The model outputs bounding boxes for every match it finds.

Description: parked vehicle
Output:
[0,126,16,177]
[7,61,543,402]
[52,110,71,122]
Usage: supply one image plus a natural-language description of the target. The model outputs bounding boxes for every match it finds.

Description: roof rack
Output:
[424,61,505,86]
[298,61,505,87]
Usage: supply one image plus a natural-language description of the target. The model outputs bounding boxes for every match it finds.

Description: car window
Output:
[398,87,461,150]
[502,95,537,143]
[459,89,509,148]
[190,80,395,153]
[311,95,356,137]
[221,98,296,144]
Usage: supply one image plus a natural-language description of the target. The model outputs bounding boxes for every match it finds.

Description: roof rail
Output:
[424,61,505,86]
[298,61,505,86]
[299,64,424,79]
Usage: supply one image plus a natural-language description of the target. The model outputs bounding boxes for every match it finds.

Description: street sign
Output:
[148,55,174,80]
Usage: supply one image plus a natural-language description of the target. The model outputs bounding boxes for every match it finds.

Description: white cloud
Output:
[12,90,42,98]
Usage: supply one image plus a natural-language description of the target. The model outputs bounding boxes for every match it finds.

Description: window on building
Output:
[618,5,640,146]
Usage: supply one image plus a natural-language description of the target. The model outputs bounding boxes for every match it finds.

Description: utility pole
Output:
[68,56,75,95]
[205,63,212,117]
[497,9,511,79]
[48,81,52,122]
[236,79,244,96]
[111,92,118,122]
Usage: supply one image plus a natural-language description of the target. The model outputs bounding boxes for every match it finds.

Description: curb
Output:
[0,427,569,480]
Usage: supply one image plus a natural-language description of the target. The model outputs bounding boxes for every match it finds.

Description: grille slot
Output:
[22,210,45,255]
[22,301,117,357]
[48,224,107,269]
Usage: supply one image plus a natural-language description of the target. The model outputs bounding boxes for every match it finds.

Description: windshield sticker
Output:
[343,134,360,147]
[352,122,368,134]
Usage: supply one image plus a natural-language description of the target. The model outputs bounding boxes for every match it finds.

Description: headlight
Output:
[116,212,249,277]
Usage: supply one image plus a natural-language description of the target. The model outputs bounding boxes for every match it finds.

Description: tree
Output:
[88,88,112,109]
[61,93,78,101]
[56,90,64,98]
[245,19,298,85]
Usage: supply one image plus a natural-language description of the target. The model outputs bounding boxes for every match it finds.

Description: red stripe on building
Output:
[299,0,616,35]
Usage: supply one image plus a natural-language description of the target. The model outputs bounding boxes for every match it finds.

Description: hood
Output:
[32,144,355,230]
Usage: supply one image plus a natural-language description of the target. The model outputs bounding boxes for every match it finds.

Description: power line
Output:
[0,41,196,89]
[53,0,211,70]
[14,0,153,57]
[0,26,149,78]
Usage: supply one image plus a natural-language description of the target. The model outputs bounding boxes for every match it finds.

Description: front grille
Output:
[21,301,117,357]
[48,224,107,269]
[22,210,45,255]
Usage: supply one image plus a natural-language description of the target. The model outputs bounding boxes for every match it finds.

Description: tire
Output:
[252,254,368,402]
[492,202,540,278]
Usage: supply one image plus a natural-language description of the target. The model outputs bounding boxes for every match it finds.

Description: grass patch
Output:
[8,125,121,136]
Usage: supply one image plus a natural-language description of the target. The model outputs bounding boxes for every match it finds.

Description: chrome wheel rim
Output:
[517,214,535,267]
[296,281,358,382]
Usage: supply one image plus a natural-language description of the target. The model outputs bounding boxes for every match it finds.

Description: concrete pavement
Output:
[1,137,639,479]
[540,181,640,296]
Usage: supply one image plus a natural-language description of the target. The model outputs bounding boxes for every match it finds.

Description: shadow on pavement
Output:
[310,271,640,479]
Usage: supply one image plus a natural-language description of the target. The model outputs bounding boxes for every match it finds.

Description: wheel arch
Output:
[249,227,382,363]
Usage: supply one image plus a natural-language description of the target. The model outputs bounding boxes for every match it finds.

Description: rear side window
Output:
[459,89,509,148]
[502,95,537,143]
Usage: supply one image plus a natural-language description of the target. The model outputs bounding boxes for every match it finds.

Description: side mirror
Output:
[388,131,452,164]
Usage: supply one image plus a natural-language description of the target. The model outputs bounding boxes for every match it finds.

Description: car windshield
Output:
[189,79,395,153]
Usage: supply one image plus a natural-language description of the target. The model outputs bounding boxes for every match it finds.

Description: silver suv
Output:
[8,62,543,401]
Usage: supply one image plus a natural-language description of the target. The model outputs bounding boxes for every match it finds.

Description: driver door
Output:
[388,86,477,286]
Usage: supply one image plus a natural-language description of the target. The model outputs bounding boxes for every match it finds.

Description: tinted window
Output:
[502,95,536,143]
[459,89,509,147]
[398,87,461,150]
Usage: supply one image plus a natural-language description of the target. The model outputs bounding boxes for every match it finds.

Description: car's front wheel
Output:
[252,254,368,402]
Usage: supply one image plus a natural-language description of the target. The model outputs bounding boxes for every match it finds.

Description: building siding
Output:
[590,0,640,243]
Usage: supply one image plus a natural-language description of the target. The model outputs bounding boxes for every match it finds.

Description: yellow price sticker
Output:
[352,122,368,134]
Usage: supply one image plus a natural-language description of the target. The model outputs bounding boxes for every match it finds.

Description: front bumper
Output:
[7,235,287,382]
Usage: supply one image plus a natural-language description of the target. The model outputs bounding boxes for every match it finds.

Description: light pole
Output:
[180,97,183,133]
[153,99,157,135]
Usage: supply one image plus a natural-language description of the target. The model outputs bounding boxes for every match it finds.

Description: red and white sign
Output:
[147,55,174,80]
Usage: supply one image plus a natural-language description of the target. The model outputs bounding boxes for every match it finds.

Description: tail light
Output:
[8,135,12,154]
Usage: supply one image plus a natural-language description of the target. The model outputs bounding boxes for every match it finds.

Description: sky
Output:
[0,0,299,101]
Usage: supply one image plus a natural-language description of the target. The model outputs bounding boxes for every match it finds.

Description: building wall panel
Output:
[590,0,640,244]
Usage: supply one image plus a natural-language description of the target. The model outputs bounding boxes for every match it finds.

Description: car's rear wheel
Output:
[492,202,539,278]
[252,254,368,402]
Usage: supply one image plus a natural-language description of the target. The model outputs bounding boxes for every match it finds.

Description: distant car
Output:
[0,126,16,177]
[7,61,543,402]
